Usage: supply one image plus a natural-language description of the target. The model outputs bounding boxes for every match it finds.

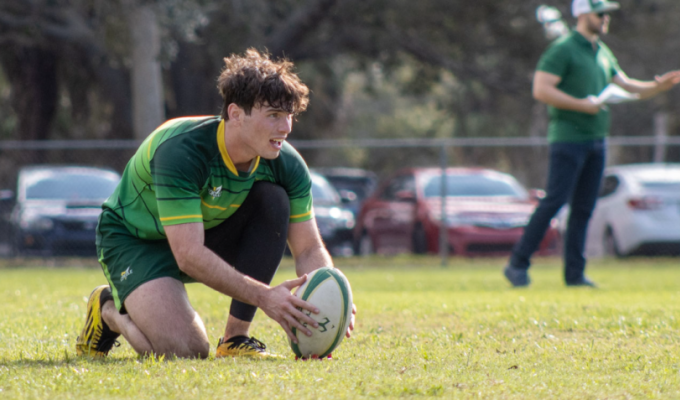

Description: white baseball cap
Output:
[572,0,620,17]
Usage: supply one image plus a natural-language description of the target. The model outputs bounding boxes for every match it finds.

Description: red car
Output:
[354,167,561,257]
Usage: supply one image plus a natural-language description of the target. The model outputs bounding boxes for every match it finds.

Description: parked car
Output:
[310,171,356,257]
[354,167,561,257]
[312,167,378,219]
[562,163,680,257]
[3,165,121,256]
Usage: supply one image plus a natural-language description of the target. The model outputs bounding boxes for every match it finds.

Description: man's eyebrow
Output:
[267,107,290,113]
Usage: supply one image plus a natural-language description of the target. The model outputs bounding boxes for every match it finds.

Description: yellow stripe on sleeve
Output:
[290,210,312,220]
[159,215,204,222]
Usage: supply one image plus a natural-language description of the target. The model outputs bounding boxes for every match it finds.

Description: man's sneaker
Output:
[566,277,598,288]
[504,264,530,287]
[75,285,120,357]
[215,336,281,359]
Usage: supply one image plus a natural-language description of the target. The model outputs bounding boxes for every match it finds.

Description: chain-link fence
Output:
[1,136,679,260]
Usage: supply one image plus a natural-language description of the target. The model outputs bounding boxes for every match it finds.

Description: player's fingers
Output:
[287,304,318,328]
[291,296,319,315]
[284,314,313,337]
[279,320,297,343]
[281,275,307,290]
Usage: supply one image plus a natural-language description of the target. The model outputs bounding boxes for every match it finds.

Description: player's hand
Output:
[654,70,680,92]
[259,275,319,343]
[582,96,603,115]
[345,303,357,338]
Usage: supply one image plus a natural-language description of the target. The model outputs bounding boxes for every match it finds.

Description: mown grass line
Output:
[1,256,679,399]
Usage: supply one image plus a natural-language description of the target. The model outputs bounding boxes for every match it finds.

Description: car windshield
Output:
[24,172,119,201]
[423,173,527,198]
[324,177,375,201]
[311,175,340,204]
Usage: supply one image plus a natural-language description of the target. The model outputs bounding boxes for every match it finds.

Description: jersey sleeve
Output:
[151,134,210,226]
[536,41,570,78]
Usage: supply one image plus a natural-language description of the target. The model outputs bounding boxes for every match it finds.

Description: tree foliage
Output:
[0,0,678,175]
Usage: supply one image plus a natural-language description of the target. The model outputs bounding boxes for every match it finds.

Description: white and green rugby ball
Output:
[290,267,353,358]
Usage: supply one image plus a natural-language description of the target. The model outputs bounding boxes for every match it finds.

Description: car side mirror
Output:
[395,190,416,202]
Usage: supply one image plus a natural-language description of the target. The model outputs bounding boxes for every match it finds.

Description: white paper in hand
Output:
[596,84,639,104]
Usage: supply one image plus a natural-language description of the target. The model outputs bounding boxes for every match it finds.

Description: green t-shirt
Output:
[537,31,622,143]
[101,116,313,240]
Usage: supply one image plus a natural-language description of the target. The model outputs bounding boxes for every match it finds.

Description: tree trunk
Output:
[128,4,164,140]
[0,45,58,142]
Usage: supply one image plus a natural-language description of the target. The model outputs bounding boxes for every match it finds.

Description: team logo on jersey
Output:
[121,266,133,281]
[209,186,222,199]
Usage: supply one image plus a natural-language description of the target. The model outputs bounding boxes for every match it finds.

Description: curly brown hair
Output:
[217,48,309,120]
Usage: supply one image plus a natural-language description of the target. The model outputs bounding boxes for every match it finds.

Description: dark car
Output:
[3,165,120,256]
[354,167,561,257]
[312,167,378,219]
[310,172,356,257]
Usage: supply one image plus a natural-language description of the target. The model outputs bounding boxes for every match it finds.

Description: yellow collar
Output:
[217,119,260,176]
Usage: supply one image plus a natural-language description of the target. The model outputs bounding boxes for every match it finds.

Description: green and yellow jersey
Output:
[100,116,313,240]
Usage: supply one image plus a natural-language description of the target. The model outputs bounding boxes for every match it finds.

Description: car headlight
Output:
[20,216,54,231]
[321,208,355,230]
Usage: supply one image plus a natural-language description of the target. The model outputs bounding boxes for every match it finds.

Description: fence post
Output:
[653,112,668,163]
[439,146,448,266]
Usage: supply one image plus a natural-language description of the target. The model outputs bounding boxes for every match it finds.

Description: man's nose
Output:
[279,115,293,133]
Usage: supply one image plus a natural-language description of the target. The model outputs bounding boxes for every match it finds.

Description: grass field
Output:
[1,256,679,399]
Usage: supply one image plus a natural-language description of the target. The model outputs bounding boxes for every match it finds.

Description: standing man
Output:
[76,48,355,359]
[504,0,680,287]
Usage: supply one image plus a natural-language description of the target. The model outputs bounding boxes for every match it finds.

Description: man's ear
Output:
[227,103,243,123]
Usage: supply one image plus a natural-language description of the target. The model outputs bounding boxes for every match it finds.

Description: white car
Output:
[584,163,680,257]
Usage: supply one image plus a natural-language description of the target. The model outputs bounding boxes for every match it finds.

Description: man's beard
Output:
[588,18,608,35]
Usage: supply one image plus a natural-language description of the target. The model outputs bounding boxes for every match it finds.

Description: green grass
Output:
[1,256,679,399]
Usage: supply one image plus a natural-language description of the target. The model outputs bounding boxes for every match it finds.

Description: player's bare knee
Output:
[184,334,210,359]
[152,338,209,359]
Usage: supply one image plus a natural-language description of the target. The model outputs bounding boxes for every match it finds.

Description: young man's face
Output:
[586,12,610,35]
[239,104,293,160]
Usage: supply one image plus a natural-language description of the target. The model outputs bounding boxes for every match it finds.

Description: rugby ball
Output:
[290,267,353,358]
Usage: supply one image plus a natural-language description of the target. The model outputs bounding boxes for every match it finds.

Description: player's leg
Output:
[505,142,588,285]
[120,277,210,358]
[77,216,209,358]
[204,181,290,357]
[563,139,606,286]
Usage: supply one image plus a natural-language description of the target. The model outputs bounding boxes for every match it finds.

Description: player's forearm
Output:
[293,244,334,277]
[614,78,659,99]
[534,84,598,113]
[175,243,268,308]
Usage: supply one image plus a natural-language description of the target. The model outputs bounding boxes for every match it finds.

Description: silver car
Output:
[6,165,120,256]
[585,163,680,257]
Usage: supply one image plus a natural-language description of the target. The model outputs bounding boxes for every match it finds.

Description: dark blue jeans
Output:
[509,139,606,283]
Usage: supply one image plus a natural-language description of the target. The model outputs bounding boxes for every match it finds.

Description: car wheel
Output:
[603,226,623,257]
[412,224,428,254]
[358,231,375,256]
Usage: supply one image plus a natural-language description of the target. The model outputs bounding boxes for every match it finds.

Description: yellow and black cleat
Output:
[75,285,120,357]
[215,336,281,359]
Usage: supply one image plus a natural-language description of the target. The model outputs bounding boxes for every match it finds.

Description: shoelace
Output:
[229,336,266,351]
[245,337,266,350]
